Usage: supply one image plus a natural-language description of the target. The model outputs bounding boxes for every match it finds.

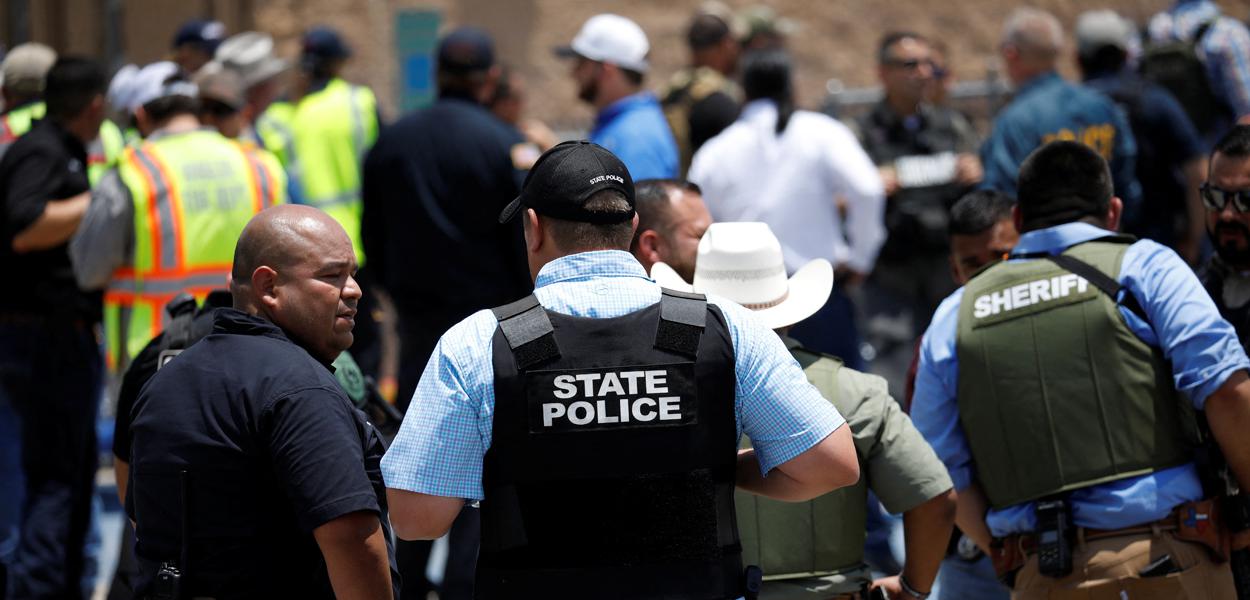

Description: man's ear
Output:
[1106,196,1123,232]
[1012,203,1024,235]
[252,266,280,309]
[637,229,664,264]
[525,208,544,254]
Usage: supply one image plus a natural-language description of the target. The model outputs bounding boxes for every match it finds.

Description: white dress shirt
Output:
[689,99,886,274]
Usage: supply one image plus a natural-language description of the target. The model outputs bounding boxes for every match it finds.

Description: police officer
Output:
[0,55,108,599]
[652,222,956,600]
[1201,125,1250,347]
[853,31,983,396]
[980,8,1142,225]
[913,140,1250,598]
[126,205,396,599]
[382,141,859,599]
[69,62,285,371]
[659,7,742,174]
[0,43,125,183]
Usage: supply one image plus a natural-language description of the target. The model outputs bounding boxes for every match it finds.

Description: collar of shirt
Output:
[1012,222,1115,256]
[869,100,932,132]
[594,92,661,130]
[40,118,89,160]
[1015,71,1063,98]
[534,250,650,289]
[739,98,777,125]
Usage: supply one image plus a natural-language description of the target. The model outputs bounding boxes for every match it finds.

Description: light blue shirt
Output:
[912,222,1250,536]
[591,92,679,181]
[381,250,846,501]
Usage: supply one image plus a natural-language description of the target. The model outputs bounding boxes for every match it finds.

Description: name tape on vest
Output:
[972,273,1091,320]
[526,363,698,433]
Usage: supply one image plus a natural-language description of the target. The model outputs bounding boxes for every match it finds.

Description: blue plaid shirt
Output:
[381,250,846,500]
[1149,0,1250,136]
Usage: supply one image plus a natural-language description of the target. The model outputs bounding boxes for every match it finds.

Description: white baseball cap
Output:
[651,222,834,330]
[556,14,650,73]
[1075,10,1135,58]
[109,61,197,113]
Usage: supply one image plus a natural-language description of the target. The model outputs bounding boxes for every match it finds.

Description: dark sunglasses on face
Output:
[884,58,934,71]
[1202,182,1250,213]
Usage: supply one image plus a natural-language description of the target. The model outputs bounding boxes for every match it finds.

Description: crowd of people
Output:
[4,0,1250,598]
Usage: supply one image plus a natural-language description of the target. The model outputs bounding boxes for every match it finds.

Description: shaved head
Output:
[231,205,362,363]
[232,205,347,293]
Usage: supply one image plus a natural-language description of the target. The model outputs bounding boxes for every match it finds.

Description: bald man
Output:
[124,205,397,600]
[980,7,1141,225]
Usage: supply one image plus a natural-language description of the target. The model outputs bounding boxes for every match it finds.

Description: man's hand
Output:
[735,425,859,502]
[870,575,903,597]
[313,510,392,600]
[12,191,90,253]
[879,165,901,197]
[954,153,984,187]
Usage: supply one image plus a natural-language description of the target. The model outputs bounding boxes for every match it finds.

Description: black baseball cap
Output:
[498,141,636,224]
[438,27,495,74]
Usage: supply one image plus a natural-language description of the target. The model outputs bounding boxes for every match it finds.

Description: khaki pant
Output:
[1011,529,1235,599]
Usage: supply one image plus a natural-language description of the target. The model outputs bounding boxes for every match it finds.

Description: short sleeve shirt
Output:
[127,309,397,598]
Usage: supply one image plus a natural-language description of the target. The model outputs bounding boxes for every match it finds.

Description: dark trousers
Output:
[0,319,102,599]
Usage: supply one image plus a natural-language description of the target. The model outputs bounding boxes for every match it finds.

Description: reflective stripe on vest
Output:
[736,351,869,588]
[289,78,377,263]
[955,240,1197,509]
[103,130,275,370]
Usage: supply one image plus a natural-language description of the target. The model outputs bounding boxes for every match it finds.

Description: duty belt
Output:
[990,498,1226,582]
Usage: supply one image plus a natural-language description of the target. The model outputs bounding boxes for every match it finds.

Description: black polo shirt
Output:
[0,118,99,319]
[126,309,398,599]
[361,94,533,322]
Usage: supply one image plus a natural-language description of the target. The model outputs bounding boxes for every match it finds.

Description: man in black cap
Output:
[362,26,531,599]
[171,19,226,75]
[382,140,860,599]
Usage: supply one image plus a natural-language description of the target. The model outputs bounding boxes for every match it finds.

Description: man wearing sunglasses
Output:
[1201,125,1250,349]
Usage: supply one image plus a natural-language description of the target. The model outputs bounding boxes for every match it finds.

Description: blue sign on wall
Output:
[395,9,441,112]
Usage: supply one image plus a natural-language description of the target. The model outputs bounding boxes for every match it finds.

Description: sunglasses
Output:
[1202,183,1250,213]
[884,58,935,71]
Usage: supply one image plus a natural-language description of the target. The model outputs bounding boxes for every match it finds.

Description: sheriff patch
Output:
[970,272,1099,327]
[526,363,697,433]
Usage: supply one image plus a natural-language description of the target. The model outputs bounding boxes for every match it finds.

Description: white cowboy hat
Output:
[652,222,833,330]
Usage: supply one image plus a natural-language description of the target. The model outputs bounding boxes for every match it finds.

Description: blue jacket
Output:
[981,72,1142,222]
[591,92,679,181]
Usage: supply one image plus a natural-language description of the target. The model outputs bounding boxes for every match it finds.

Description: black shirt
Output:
[126,309,397,599]
[0,118,99,319]
[361,94,532,322]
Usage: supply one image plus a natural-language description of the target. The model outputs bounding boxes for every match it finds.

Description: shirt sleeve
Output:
[910,289,975,491]
[841,368,953,514]
[714,297,846,475]
[381,310,497,501]
[70,169,134,290]
[1118,240,1250,408]
[264,386,381,532]
[826,123,887,274]
[0,146,62,244]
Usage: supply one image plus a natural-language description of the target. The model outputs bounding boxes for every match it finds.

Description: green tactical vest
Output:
[955,239,1197,509]
[289,79,378,263]
[736,347,868,586]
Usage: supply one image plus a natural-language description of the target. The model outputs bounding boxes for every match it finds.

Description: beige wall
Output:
[9,0,1250,129]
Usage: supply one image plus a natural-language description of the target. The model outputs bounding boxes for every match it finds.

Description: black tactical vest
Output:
[477,290,743,600]
[1201,257,1250,351]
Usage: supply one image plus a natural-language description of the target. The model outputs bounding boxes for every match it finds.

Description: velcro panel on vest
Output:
[656,289,707,357]
[956,241,1195,508]
[492,295,560,370]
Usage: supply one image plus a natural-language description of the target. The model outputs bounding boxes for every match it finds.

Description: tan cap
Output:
[193,62,244,111]
[1,43,57,96]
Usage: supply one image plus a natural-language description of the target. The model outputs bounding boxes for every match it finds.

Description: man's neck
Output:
[595,87,638,112]
[153,114,202,136]
[884,92,921,118]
